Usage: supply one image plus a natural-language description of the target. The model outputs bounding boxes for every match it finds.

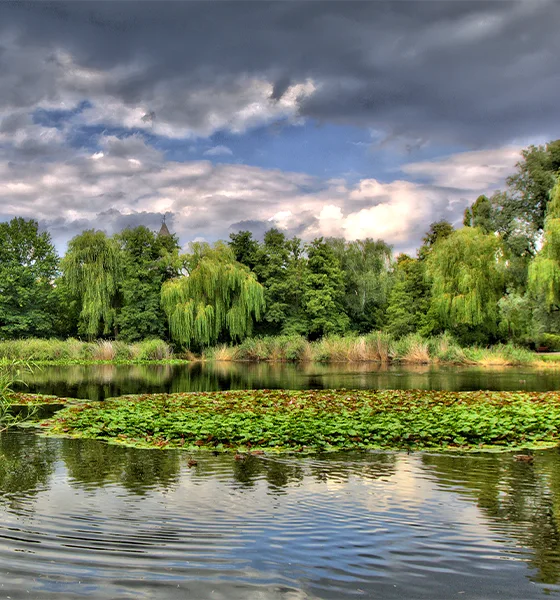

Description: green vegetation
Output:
[206,333,536,366]
[0,360,37,430]
[0,338,175,364]
[0,139,560,354]
[40,389,560,452]
[161,242,265,349]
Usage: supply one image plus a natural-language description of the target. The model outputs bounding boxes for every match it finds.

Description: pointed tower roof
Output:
[158,216,171,237]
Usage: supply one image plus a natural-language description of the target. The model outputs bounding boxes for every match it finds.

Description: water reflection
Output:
[0,432,57,509]
[14,361,560,399]
[1,431,560,598]
[422,451,560,586]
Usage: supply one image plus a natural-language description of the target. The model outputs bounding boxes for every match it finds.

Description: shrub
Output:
[133,339,173,361]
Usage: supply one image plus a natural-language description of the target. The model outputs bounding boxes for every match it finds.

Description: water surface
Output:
[16,361,560,400]
[1,431,559,599]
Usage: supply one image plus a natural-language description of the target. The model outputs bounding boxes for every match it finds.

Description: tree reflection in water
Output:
[421,451,560,585]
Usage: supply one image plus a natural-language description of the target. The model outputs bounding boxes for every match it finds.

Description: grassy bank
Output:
[0,334,545,367]
[39,389,560,452]
[204,333,537,367]
[0,338,179,364]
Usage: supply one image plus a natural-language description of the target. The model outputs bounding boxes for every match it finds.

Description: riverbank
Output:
[0,334,553,367]
[37,389,560,452]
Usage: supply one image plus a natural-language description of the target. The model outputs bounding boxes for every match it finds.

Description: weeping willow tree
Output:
[161,242,265,348]
[528,181,560,310]
[60,230,121,338]
[426,227,506,341]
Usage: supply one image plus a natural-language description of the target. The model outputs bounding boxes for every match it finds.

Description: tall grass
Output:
[394,333,430,363]
[0,338,173,362]
[206,332,538,367]
[463,343,534,366]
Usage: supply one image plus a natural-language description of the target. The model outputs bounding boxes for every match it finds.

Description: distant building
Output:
[158,216,171,237]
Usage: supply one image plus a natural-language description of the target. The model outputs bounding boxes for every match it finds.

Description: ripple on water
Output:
[1,433,560,598]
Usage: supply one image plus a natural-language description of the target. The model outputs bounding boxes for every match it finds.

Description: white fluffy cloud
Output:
[0,131,521,254]
[401,147,521,190]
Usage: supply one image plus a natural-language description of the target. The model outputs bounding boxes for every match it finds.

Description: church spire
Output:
[158,214,171,237]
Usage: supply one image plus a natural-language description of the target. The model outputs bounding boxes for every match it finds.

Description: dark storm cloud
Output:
[0,1,558,146]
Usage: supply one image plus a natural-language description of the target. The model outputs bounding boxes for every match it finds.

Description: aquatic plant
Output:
[41,389,560,452]
[0,360,37,430]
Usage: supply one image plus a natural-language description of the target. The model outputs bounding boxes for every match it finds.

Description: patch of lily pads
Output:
[37,389,560,453]
[10,393,81,406]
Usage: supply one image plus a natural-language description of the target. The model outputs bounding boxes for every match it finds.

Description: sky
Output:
[0,1,559,255]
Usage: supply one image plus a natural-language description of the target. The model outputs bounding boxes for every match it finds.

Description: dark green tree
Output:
[417,220,455,261]
[302,238,349,338]
[115,226,180,342]
[327,238,393,333]
[0,218,59,338]
[385,254,430,338]
[463,195,493,233]
[506,140,560,232]
[228,230,260,272]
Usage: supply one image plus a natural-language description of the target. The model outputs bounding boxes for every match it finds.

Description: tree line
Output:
[1,139,559,350]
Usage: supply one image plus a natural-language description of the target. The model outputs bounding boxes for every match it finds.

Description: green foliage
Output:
[529,182,560,310]
[61,230,121,338]
[540,334,560,351]
[161,242,265,349]
[41,389,560,452]
[0,360,36,429]
[132,339,173,361]
[228,230,260,272]
[498,292,533,342]
[506,140,560,232]
[426,227,506,343]
[417,220,455,261]
[327,238,393,333]
[0,218,59,338]
[115,226,180,342]
[302,238,349,337]
[463,195,493,233]
[386,254,432,337]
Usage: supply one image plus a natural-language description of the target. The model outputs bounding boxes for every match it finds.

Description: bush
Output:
[133,339,173,361]
[540,333,560,351]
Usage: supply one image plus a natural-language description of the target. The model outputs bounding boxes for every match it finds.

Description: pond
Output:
[15,361,560,400]
[6,362,560,597]
[1,430,560,599]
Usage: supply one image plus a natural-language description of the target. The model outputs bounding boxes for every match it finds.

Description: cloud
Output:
[0,2,557,146]
[401,147,521,191]
[203,145,233,157]
[0,132,516,254]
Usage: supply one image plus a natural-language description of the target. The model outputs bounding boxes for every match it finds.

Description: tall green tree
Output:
[60,230,121,338]
[506,140,560,232]
[161,242,265,349]
[115,226,180,342]
[417,220,455,261]
[0,218,59,338]
[327,238,393,333]
[528,181,560,311]
[302,238,349,338]
[426,227,506,344]
[463,195,493,233]
[228,230,260,272]
[385,254,430,338]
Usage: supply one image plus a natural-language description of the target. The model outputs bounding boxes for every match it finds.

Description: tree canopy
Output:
[0,218,59,338]
[161,242,265,348]
[426,227,506,342]
[60,230,121,338]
